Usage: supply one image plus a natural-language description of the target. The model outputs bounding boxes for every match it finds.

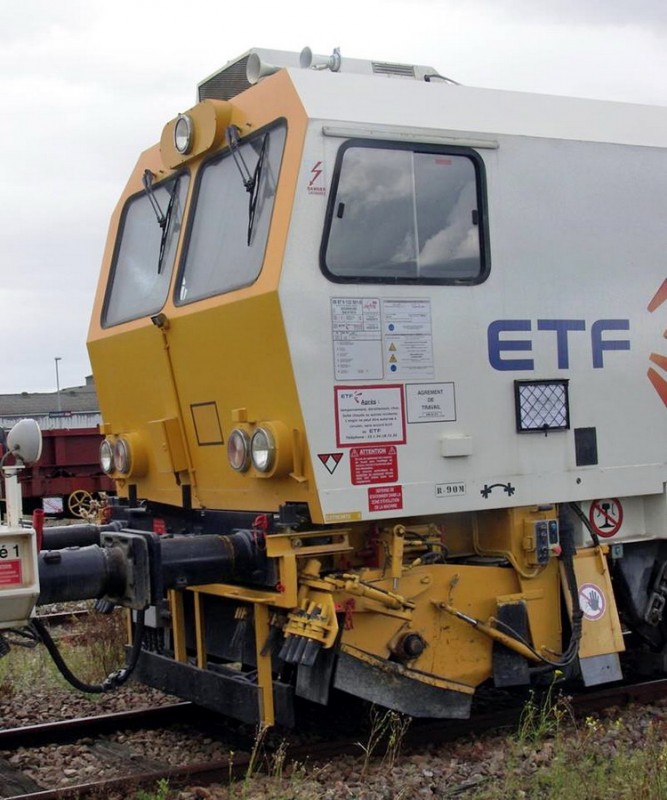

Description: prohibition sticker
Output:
[588,498,623,538]
[578,583,606,621]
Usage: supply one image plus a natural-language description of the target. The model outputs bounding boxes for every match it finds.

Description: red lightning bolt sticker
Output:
[307,161,326,195]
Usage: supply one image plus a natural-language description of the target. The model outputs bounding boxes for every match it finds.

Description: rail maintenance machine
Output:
[1,48,666,727]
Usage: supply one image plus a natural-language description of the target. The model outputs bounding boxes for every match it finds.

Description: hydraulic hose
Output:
[31,610,146,693]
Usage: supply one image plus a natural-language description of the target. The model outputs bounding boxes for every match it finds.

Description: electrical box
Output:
[0,525,39,629]
[524,520,561,566]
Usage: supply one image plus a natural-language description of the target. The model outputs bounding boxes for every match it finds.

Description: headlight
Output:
[173,113,193,154]
[251,427,276,473]
[100,439,114,474]
[113,438,131,475]
[228,428,251,472]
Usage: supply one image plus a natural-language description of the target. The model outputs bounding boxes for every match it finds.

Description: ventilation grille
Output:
[371,61,416,78]
[198,55,252,101]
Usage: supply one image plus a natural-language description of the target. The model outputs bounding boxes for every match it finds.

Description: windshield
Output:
[176,122,286,304]
[322,142,487,283]
[103,174,189,326]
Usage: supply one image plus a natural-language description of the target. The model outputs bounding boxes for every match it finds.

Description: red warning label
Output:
[0,560,22,586]
[350,446,398,485]
[368,485,403,512]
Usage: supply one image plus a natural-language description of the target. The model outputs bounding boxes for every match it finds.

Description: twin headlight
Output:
[228,426,276,474]
[100,435,146,478]
[228,423,291,477]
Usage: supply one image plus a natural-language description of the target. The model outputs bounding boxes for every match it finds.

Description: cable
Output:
[568,502,601,548]
[31,610,146,693]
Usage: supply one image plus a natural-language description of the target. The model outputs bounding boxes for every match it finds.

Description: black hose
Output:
[568,502,601,548]
[31,610,146,693]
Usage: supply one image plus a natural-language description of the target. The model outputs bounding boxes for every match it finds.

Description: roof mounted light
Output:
[174,113,193,154]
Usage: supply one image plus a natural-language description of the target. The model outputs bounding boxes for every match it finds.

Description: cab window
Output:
[321,140,488,284]
[103,174,189,326]
[176,122,286,304]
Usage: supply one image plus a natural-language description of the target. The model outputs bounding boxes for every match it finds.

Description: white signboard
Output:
[335,385,406,446]
[406,382,456,423]
[332,298,434,381]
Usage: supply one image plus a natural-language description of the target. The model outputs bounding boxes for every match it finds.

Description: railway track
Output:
[1,677,666,799]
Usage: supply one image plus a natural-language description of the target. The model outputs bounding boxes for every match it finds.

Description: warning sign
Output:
[579,582,606,621]
[318,453,343,475]
[0,560,22,587]
[335,385,406,447]
[307,160,326,195]
[350,446,398,485]
[368,485,403,513]
[588,498,623,538]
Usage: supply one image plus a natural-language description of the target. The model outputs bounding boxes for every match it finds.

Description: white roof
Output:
[286,67,667,148]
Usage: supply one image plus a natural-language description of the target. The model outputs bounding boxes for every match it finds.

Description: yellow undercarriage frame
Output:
[162,506,623,726]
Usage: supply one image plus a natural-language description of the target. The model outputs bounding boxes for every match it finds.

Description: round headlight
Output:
[251,427,276,473]
[113,438,131,475]
[174,114,193,154]
[100,439,114,474]
[228,428,251,472]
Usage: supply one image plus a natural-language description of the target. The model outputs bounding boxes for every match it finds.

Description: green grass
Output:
[0,605,128,695]
[470,695,667,800]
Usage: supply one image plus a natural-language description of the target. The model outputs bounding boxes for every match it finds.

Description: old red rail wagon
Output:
[13,428,114,512]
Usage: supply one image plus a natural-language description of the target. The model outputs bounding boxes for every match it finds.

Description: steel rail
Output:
[3,678,667,799]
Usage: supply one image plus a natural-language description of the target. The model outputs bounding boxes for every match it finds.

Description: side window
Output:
[103,174,189,326]
[321,141,488,284]
[177,122,287,304]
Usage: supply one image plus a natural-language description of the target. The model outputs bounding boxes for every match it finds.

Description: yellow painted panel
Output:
[561,549,625,658]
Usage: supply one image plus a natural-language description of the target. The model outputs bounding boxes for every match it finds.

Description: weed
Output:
[135,778,170,800]
[357,704,411,776]
[516,674,571,744]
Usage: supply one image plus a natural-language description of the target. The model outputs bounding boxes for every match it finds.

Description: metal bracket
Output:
[644,561,667,626]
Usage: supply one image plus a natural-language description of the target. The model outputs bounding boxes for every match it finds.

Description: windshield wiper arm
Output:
[247,134,268,245]
[225,126,268,246]
[157,179,179,274]
[142,170,166,227]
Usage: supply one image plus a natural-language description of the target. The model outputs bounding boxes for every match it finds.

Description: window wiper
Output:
[157,179,179,275]
[142,170,178,274]
[246,134,267,245]
[142,170,166,227]
[225,126,268,245]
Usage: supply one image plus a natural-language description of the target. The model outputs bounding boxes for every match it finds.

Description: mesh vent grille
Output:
[198,55,251,101]
[515,380,570,433]
[371,61,416,78]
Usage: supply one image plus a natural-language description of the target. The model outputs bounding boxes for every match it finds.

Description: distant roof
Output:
[0,376,100,417]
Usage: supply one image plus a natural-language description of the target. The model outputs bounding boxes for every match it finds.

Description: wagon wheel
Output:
[68,489,94,519]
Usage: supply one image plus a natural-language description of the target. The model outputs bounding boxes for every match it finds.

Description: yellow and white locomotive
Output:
[5,48,666,727]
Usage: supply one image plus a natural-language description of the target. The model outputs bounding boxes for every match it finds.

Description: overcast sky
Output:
[1,0,665,393]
